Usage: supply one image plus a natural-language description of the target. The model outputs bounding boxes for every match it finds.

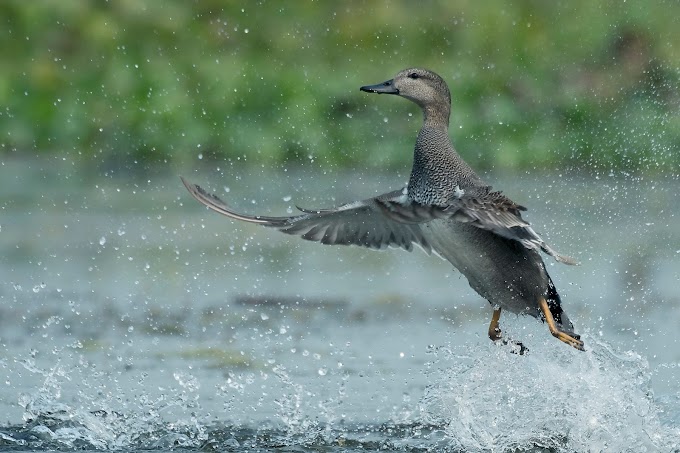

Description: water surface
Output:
[1,159,679,451]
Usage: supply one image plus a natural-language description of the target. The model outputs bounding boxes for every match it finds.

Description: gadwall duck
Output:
[182,68,584,352]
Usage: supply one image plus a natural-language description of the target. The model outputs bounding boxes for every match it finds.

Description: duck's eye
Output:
[408,73,420,79]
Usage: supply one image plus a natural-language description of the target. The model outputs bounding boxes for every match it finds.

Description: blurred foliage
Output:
[0,0,679,174]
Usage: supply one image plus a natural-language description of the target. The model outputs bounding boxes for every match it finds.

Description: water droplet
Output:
[173,372,200,392]
[32,283,46,293]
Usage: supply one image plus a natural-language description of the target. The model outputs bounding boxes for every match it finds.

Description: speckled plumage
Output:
[182,67,585,351]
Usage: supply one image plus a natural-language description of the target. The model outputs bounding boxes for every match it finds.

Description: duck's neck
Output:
[422,103,450,130]
[408,120,482,205]
[407,126,456,205]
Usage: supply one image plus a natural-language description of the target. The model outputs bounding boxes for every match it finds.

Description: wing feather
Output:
[376,186,578,265]
[181,177,432,254]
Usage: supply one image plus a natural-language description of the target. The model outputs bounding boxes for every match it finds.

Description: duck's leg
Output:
[488,307,527,354]
[488,308,502,341]
[539,297,585,351]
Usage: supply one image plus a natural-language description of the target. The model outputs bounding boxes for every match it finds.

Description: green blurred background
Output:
[1,0,679,175]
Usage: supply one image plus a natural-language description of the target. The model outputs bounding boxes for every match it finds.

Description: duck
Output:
[181,67,585,353]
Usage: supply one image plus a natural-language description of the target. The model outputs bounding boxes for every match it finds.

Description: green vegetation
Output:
[1,1,679,173]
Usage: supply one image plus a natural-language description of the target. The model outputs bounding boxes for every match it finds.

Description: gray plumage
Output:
[182,67,584,351]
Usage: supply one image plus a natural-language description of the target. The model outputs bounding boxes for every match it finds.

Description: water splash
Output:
[4,359,210,451]
[420,331,680,452]
[2,316,679,451]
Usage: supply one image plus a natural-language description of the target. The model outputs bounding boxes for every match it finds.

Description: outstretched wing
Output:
[181,177,433,253]
[376,186,578,265]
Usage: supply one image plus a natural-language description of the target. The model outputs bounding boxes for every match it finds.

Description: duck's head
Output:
[360,68,451,125]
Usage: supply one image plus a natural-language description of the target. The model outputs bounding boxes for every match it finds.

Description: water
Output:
[1,159,679,451]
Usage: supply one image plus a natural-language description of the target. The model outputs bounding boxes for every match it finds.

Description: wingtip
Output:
[180,175,209,203]
[179,175,194,191]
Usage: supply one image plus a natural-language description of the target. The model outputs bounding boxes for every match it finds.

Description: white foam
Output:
[419,323,680,451]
